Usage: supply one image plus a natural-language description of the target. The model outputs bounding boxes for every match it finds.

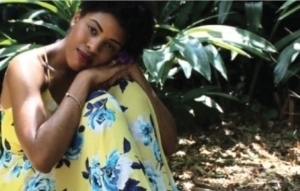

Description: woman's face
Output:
[65,11,126,71]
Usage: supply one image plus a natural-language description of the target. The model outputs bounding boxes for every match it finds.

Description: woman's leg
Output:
[54,88,152,190]
[108,79,178,191]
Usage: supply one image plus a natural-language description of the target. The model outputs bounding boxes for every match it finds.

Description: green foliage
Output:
[142,1,279,129]
[273,0,300,85]
[1,0,300,131]
[0,0,80,69]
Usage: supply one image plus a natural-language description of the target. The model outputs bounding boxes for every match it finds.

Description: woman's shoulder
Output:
[6,47,48,87]
[10,48,44,67]
[1,47,49,109]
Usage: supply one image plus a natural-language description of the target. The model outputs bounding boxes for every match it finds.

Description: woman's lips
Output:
[76,48,91,64]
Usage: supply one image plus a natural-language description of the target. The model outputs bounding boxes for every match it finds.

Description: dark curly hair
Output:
[79,1,155,60]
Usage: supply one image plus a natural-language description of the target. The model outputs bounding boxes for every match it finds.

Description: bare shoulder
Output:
[0,48,47,108]
[6,48,46,87]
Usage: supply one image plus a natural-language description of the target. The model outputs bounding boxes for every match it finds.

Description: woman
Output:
[0,1,178,191]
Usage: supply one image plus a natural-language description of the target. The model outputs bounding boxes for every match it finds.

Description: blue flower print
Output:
[0,150,13,168]
[151,141,163,165]
[90,157,102,191]
[89,150,135,190]
[87,90,107,102]
[85,98,116,133]
[89,108,115,132]
[11,164,22,178]
[23,173,56,191]
[143,161,166,191]
[87,91,122,112]
[103,150,137,190]
[65,130,83,160]
[130,115,154,146]
[85,152,145,190]
[22,159,32,171]
[101,150,120,191]
[3,164,23,182]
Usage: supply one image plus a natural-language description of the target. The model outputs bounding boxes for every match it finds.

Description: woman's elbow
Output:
[163,139,178,156]
[27,153,53,173]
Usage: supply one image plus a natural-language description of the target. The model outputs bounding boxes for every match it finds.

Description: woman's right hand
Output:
[77,60,131,91]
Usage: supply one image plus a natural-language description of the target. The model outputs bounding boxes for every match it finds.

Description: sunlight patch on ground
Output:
[170,123,300,190]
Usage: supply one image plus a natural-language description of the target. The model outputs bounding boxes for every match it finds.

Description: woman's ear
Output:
[70,11,81,27]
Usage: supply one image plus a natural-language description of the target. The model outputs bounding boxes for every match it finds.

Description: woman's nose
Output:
[86,38,102,54]
[87,40,98,54]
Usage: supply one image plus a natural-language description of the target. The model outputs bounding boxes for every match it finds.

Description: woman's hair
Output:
[79,1,155,59]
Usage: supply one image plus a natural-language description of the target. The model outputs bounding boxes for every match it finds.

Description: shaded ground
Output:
[170,117,300,191]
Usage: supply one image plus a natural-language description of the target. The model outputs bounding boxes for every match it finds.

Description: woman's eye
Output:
[87,26,97,35]
[105,43,115,52]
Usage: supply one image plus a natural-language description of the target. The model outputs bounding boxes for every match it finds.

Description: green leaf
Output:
[278,0,297,12]
[204,92,242,103]
[182,86,218,102]
[191,1,210,22]
[208,38,251,58]
[160,54,175,84]
[0,39,15,46]
[143,49,162,80]
[245,2,263,32]
[275,29,300,51]
[281,62,300,84]
[204,44,227,80]
[172,35,211,81]
[51,0,73,21]
[184,25,276,53]
[0,44,40,58]
[8,19,66,37]
[159,1,181,22]
[0,0,58,13]
[53,0,79,21]
[0,44,41,70]
[228,41,271,60]
[175,1,194,28]
[0,32,14,40]
[69,0,80,15]
[0,56,12,71]
[194,95,223,113]
[217,0,232,24]
[0,45,26,58]
[154,24,180,33]
[274,38,300,85]
[187,12,236,29]
[142,48,175,84]
[0,32,17,45]
[20,9,48,20]
[177,58,192,79]
[231,51,238,60]
[279,4,300,20]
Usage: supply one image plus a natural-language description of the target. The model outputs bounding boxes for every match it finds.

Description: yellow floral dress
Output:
[0,79,178,191]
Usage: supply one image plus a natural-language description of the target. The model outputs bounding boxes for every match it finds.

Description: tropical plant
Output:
[141,1,278,129]
[274,0,300,85]
[0,0,280,130]
[0,0,80,70]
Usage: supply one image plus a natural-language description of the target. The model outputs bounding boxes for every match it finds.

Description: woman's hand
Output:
[78,60,131,91]
[127,63,145,84]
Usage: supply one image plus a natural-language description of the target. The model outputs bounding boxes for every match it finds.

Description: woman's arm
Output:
[5,53,129,173]
[6,56,89,173]
[128,64,177,155]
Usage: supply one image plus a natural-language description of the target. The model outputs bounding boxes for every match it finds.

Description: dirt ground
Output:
[170,118,300,191]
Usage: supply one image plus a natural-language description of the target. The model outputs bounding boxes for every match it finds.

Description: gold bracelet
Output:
[65,93,82,109]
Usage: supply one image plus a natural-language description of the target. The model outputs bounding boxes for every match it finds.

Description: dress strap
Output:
[42,48,51,80]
